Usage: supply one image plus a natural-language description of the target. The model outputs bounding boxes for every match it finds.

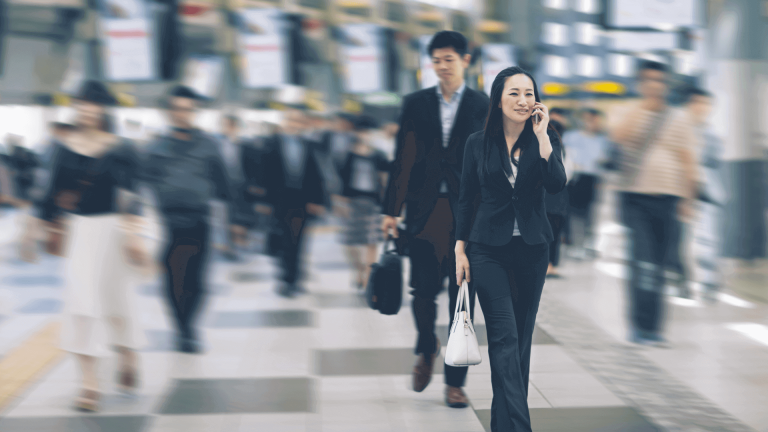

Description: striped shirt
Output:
[617,106,699,199]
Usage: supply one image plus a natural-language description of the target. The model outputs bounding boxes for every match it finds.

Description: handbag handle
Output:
[452,281,474,331]
[383,234,397,254]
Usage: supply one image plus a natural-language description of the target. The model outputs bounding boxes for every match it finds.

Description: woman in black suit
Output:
[455,67,566,431]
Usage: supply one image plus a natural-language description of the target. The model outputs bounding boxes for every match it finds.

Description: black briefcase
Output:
[366,236,403,315]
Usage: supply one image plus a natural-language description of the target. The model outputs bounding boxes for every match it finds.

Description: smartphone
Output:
[532,109,541,124]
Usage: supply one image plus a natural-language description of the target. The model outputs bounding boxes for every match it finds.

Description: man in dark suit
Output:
[213,114,251,260]
[259,105,327,298]
[381,30,489,408]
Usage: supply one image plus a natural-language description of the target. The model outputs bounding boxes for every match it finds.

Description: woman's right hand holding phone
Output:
[455,240,470,286]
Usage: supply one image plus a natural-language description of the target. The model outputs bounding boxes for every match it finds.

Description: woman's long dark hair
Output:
[481,66,552,176]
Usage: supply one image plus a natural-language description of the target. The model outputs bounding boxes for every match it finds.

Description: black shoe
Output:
[645,332,671,348]
[223,250,240,262]
[629,329,652,346]
[177,337,203,354]
[277,283,297,298]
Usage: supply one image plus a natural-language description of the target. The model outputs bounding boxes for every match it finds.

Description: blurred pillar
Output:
[706,0,768,260]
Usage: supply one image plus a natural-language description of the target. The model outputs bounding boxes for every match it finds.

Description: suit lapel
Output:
[487,132,538,194]
[427,89,443,147]
[490,140,514,193]
[447,89,471,147]
[514,134,537,188]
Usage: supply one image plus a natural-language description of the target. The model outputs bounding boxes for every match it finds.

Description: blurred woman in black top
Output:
[20,81,148,413]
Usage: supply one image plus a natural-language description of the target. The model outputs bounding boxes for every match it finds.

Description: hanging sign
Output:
[98,0,156,81]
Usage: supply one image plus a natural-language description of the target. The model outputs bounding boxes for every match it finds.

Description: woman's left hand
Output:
[125,234,148,267]
[531,102,550,137]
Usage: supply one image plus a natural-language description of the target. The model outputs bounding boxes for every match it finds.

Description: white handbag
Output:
[444,281,482,367]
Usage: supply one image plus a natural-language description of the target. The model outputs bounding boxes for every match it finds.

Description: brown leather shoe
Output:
[412,338,440,393]
[445,386,469,408]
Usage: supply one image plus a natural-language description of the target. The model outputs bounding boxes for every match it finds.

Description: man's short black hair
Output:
[224,115,242,127]
[169,85,203,101]
[51,122,75,131]
[582,108,603,117]
[683,86,712,103]
[638,60,669,77]
[428,31,468,57]
[284,103,309,111]
[550,107,571,116]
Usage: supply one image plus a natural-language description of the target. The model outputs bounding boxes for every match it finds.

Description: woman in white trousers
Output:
[21,81,149,412]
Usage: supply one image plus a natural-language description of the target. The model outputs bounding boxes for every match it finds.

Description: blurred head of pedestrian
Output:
[637,60,669,103]
[382,122,399,139]
[352,115,379,148]
[580,108,603,134]
[684,87,713,126]
[222,114,242,140]
[335,113,355,133]
[305,112,326,133]
[549,108,571,131]
[428,31,471,89]
[73,80,117,132]
[166,86,203,131]
[50,122,74,142]
[6,134,23,150]
[282,105,307,136]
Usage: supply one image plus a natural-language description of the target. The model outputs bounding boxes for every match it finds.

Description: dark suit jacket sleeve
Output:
[540,129,567,195]
[381,95,417,217]
[306,147,327,207]
[114,142,143,216]
[456,134,481,242]
[205,138,247,226]
[36,144,66,222]
[260,136,280,208]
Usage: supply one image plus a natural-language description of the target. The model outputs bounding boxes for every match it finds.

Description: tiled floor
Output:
[0,192,767,431]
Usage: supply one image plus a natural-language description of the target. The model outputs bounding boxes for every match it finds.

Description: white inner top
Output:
[508,155,521,237]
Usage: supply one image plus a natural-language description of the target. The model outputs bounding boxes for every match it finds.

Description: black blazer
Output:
[456,129,567,246]
[382,86,489,236]
[259,134,326,214]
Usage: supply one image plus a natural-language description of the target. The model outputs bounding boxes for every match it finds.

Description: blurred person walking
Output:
[610,61,699,346]
[142,86,249,353]
[2,134,39,208]
[685,87,726,302]
[19,81,148,412]
[259,105,327,298]
[326,112,357,169]
[381,30,489,407]
[563,109,610,259]
[212,114,251,261]
[455,67,566,432]
[543,117,569,278]
[335,115,390,290]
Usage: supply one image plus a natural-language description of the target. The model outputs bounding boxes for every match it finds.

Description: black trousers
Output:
[569,174,600,245]
[546,214,565,267]
[469,237,549,432]
[665,216,688,279]
[276,207,310,285]
[163,219,211,340]
[408,198,474,388]
[622,193,679,334]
